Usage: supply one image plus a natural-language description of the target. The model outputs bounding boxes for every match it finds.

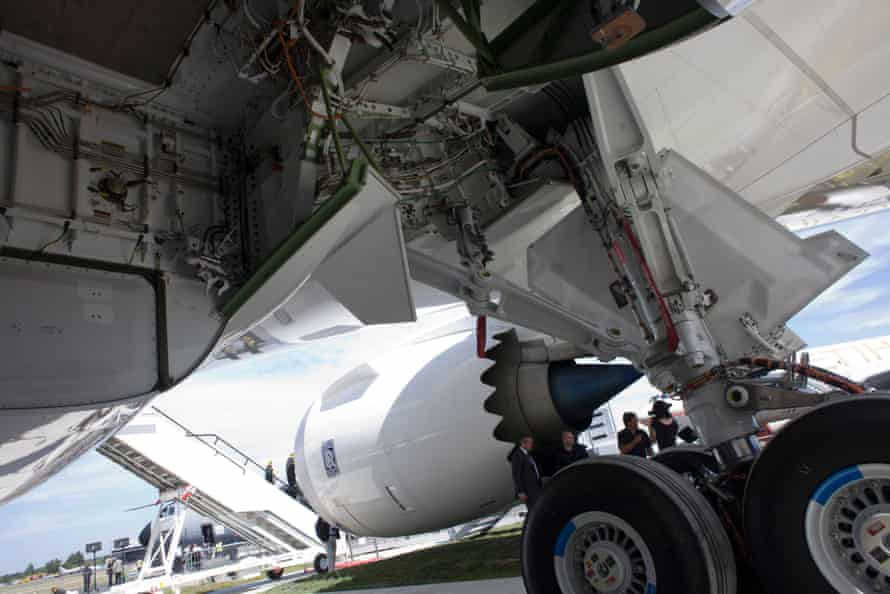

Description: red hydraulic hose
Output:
[738,357,866,394]
[476,315,487,358]
[620,218,679,352]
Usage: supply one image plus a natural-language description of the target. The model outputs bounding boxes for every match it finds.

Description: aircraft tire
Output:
[745,395,890,594]
[313,553,329,575]
[266,567,284,580]
[522,455,736,594]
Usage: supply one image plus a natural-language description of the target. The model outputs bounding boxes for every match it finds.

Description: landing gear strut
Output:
[508,66,876,594]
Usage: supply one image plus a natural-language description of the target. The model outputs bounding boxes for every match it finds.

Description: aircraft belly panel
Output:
[0,255,158,407]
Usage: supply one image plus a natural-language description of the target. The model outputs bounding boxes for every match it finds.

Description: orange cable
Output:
[276,29,340,121]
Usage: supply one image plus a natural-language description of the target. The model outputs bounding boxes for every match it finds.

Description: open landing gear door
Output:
[528,150,868,362]
[221,160,416,343]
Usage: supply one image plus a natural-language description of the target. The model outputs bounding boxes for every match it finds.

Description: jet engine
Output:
[293,325,641,538]
[482,329,642,444]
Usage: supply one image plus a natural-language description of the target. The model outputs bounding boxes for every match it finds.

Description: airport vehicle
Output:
[3,0,890,592]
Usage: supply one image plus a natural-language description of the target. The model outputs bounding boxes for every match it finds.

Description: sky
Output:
[2,209,890,575]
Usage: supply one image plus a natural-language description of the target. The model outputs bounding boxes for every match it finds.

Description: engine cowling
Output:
[293,327,641,537]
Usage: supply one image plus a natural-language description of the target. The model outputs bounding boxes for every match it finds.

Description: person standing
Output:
[81,564,92,594]
[285,452,305,501]
[104,558,112,590]
[618,412,652,458]
[554,430,589,472]
[509,435,542,508]
[648,400,679,451]
[264,461,275,484]
[286,453,296,487]
[112,557,123,585]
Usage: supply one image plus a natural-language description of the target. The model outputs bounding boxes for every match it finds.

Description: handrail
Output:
[151,406,290,490]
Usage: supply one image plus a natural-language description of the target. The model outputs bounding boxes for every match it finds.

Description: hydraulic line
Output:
[476,315,487,358]
[681,359,867,396]
[620,218,679,352]
[737,358,866,394]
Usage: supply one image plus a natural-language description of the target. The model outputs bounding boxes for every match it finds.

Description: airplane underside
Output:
[2,1,890,592]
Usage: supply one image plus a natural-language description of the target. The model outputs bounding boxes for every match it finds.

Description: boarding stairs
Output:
[582,405,619,455]
[98,406,324,558]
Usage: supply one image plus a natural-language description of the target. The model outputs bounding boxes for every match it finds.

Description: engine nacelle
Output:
[293,330,509,537]
[293,328,641,537]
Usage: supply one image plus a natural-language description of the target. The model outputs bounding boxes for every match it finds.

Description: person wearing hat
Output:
[648,399,679,451]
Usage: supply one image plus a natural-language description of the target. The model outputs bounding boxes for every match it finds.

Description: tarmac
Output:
[236,577,526,594]
[328,578,525,594]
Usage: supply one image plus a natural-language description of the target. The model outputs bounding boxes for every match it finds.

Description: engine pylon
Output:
[482,329,641,443]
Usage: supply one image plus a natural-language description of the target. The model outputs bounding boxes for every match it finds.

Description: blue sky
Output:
[792,210,890,347]
[0,343,350,576]
[2,210,890,575]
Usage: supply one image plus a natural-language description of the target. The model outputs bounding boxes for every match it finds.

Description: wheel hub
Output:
[583,544,627,592]
[554,511,656,594]
[854,511,890,573]
[806,464,890,593]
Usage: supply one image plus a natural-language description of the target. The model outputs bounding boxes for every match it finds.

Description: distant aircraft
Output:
[136,500,246,575]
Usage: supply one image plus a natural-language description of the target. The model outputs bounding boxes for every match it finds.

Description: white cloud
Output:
[806,285,884,314]
[833,216,890,252]
[834,309,890,333]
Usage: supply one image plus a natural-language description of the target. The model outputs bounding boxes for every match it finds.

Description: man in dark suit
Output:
[554,430,589,472]
[509,435,542,508]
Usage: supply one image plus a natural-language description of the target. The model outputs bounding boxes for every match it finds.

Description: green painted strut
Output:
[481,8,719,92]
[221,159,368,320]
[434,0,497,66]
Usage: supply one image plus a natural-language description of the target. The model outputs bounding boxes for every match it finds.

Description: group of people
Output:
[104,557,124,587]
[71,556,122,594]
[509,400,684,508]
[508,430,589,508]
[618,400,680,458]
[266,453,306,502]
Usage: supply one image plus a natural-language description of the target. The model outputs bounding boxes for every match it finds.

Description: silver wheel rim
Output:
[806,464,890,593]
[553,511,656,594]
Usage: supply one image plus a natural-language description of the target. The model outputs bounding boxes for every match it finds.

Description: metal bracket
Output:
[725,382,844,412]
[406,247,635,361]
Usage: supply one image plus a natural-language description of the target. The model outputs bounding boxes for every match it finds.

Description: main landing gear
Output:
[522,456,735,594]
[521,395,890,594]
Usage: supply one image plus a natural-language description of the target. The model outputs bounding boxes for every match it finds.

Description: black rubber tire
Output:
[522,455,736,594]
[313,553,329,575]
[266,567,284,580]
[654,445,720,475]
[744,395,890,594]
